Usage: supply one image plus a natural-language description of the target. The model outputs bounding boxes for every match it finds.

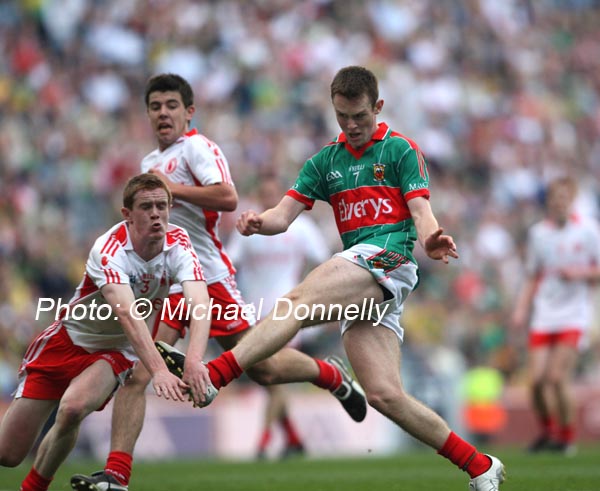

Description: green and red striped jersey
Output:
[287,122,430,265]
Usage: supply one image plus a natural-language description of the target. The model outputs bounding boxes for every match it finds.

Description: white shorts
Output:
[335,244,418,343]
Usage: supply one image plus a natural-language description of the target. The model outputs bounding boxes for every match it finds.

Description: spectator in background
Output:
[227,174,331,459]
[511,176,600,455]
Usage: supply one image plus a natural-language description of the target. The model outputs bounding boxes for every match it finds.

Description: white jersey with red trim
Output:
[141,129,235,285]
[525,215,600,331]
[62,221,204,356]
[227,214,330,311]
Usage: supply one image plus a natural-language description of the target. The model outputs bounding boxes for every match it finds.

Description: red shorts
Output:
[529,329,583,349]
[161,275,254,338]
[17,323,134,407]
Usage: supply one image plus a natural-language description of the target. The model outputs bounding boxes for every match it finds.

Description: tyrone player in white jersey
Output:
[227,174,331,458]
[512,176,600,455]
[0,174,212,491]
[72,74,366,491]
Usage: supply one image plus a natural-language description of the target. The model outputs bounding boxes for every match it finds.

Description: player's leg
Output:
[527,339,554,451]
[73,322,181,491]
[201,258,376,420]
[28,359,118,486]
[343,321,451,447]
[343,321,504,488]
[228,256,382,374]
[0,398,57,467]
[546,337,579,454]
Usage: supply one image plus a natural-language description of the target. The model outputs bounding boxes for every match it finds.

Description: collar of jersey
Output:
[336,121,389,144]
[119,221,179,254]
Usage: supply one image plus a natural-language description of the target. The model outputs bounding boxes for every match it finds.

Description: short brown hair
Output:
[122,173,172,209]
[144,73,194,108]
[330,66,379,107]
[547,175,577,201]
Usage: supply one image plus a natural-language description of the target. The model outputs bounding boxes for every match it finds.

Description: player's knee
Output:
[55,400,89,429]
[0,450,24,468]
[123,370,152,391]
[365,383,404,412]
[246,362,277,386]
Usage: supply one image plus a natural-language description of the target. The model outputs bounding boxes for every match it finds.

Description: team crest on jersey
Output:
[164,158,177,174]
[373,163,386,182]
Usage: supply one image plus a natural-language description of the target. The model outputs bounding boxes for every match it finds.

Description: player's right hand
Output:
[152,369,189,402]
[237,210,263,236]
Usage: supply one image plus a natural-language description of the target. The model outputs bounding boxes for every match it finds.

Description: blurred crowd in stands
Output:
[2,0,600,406]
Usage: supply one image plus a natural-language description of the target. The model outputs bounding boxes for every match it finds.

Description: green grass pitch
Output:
[1,445,599,490]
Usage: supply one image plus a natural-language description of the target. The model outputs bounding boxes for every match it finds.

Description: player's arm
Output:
[408,196,458,264]
[149,168,237,211]
[180,279,212,405]
[101,283,188,401]
[237,195,305,236]
[510,274,538,331]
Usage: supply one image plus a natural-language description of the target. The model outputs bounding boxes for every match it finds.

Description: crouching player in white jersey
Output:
[0,174,212,491]
[511,176,600,455]
[72,74,366,491]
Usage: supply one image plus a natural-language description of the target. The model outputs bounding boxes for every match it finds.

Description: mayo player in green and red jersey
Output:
[160,66,506,491]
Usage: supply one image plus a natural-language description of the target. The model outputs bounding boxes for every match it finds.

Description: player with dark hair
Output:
[159,66,506,490]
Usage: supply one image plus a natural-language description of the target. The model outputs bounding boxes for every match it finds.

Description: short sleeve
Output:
[183,135,233,186]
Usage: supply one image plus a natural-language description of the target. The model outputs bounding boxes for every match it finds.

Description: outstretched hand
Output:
[424,228,459,264]
[236,210,263,236]
[152,369,189,402]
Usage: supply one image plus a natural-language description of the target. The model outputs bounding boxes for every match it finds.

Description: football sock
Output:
[206,351,243,389]
[437,431,491,478]
[20,467,52,491]
[312,358,342,391]
[281,415,302,446]
[258,428,271,451]
[540,415,555,437]
[559,424,575,444]
[105,451,132,485]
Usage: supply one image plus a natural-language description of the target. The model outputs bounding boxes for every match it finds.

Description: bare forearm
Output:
[115,307,166,375]
[171,183,237,211]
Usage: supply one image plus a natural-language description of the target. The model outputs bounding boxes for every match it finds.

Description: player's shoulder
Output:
[93,222,129,254]
[165,224,194,250]
[387,129,422,153]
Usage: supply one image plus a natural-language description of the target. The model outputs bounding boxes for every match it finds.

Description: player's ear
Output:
[121,207,131,221]
[374,99,384,114]
[186,104,196,123]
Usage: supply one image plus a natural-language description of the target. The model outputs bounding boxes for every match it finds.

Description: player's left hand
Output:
[424,228,459,264]
[149,168,173,186]
[183,361,212,406]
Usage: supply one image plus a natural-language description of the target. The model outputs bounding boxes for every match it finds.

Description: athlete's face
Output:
[547,184,575,225]
[147,91,195,151]
[332,93,383,150]
[122,188,170,248]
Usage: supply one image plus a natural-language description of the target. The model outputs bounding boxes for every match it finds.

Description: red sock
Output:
[540,415,555,437]
[206,351,243,389]
[559,424,575,444]
[281,415,302,446]
[105,451,132,485]
[438,432,491,478]
[312,359,342,391]
[258,428,271,451]
[20,467,52,491]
